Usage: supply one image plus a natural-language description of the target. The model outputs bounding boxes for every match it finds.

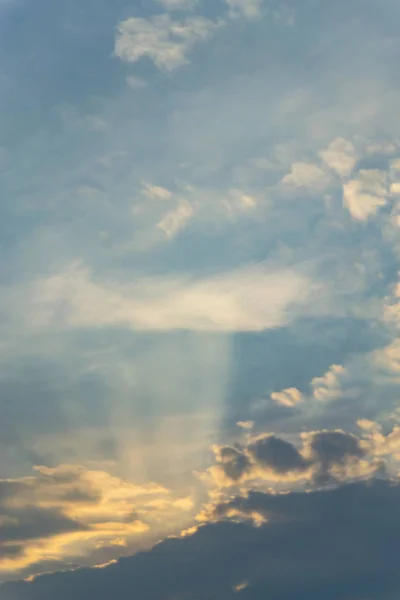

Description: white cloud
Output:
[157,0,198,9]
[281,162,330,191]
[236,421,254,430]
[225,0,263,19]
[21,261,311,333]
[157,200,194,237]
[319,137,357,177]
[311,364,347,401]
[390,182,400,195]
[343,169,388,220]
[114,14,219,71]
[271,387,303,408]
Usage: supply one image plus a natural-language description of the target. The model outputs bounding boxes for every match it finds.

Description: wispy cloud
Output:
[225,0,264,19]
[13,261,310,333]
[156,0,198,10]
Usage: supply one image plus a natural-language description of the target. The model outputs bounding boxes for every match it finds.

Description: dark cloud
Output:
[308,430,366,480]
[248,435,308,474]
[2,479,400,599]
[218,446,252,481]
[0,507,87,544]
[216,429,368,484]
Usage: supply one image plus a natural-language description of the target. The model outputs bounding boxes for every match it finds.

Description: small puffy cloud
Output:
[236,421,254,430]
[157,200,194,237]
[311,364,347,401]
[281,162,330,191]
[114,14,219,71]
[271,387,303,408]
[343,169,388,220]
[319,137,357,177]
[225,0,263,19]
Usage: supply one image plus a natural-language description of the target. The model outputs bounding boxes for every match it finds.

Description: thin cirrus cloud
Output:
[156,0,198,10]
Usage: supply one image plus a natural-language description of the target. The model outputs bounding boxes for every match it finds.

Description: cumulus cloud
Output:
[310,364,347,401]
[271,387,303,407]
[281,162,330,191]
[13,261,310,333]
[4,480,400,599]
[248,435,308,474]
[343,169,388,220]
[207,425,387,490]
[268,364,348,415]
[114,14,219,71]
[319,137,357,177]
[213,445,252,482]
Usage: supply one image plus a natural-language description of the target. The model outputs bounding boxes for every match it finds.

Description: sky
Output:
[1,0,400,598]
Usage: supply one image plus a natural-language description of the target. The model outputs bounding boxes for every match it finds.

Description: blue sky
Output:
[1,0,400,597]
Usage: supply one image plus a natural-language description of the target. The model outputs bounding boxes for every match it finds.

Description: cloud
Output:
[225,0,264,19]
[206,423,388,490]
[302,429,367,483]
[126,75,146,89]
[157,200,194,237]
[343,169,388,220]
[319,137,357,177]
[236,420,254,430]
[310,364,347,401]
[0,465,194,581]
[247,435,308,474]
[213,445,252,482]
[3,480,400,599]
[13,261,310,333]
[281,162,330,191]
[156,0,198,9]
[141,184,172,200]
[271,387,303,407]
[114,14,219,71]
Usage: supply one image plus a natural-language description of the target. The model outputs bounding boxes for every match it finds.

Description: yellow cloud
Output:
[0,464,196,581]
